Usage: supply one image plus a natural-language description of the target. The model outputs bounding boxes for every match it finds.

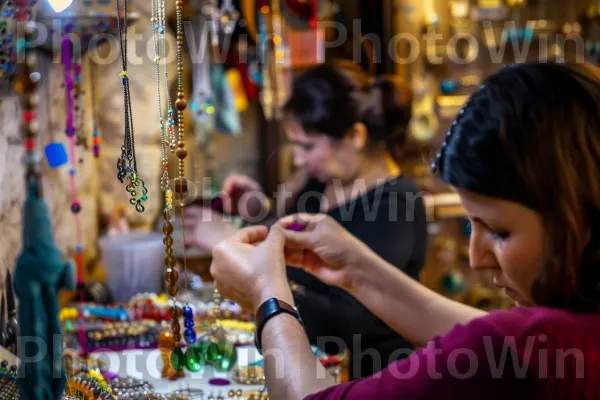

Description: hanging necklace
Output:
[115,0,148,213]
[61,26,87,356]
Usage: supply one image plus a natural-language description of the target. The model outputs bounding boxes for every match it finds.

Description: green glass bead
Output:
[196,339,220,364]
[131,190,137,197]
[170,347,185,372]
[192,341,208,365]
[141,195,148,201]
[185,347,202,372]
[213,342,237,372]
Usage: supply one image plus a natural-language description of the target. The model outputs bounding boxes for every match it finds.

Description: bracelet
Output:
[254,298,302,354]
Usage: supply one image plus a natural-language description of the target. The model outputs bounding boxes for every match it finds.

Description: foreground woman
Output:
[211,62,600,399]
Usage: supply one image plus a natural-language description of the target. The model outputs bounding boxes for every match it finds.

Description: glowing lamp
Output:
[47,0,73,13]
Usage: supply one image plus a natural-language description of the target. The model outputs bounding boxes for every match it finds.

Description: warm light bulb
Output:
[47,0,73,13]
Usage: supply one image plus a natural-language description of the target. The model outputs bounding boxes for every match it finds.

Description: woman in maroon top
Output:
[210,62,600,399]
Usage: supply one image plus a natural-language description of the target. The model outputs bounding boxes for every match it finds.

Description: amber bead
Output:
[166,268,179,284]
[171,321,181,333]
[175,147,187,160]
[158,330,176,350]
[174,177,188,195]
[168,284,179,297]
[173,332,182,343]
[177,92,185,99]
[165,247,173,256]
[163,209,171,221]
[166,255,177,268]
[175,98,187,111]
[163,223,173,235]
[163,236,173,247]
[170,305,182,318]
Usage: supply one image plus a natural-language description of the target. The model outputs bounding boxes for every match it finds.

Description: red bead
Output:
[93,137,100,145]
[25,138,34,150]
[24,110,34,123]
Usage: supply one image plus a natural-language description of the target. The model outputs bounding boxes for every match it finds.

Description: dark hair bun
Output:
[283,60,412,158]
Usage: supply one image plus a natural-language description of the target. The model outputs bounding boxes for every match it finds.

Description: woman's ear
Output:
[346,122,368,150]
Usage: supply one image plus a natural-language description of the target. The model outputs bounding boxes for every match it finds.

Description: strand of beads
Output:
[19,19,41,190]
[61,24,88,356]
[167,0,190,374]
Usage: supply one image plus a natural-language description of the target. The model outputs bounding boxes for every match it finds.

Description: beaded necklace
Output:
[61,26,88,356]
[115,0,148,213]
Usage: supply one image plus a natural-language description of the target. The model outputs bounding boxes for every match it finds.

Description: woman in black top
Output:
[184,61,428,379]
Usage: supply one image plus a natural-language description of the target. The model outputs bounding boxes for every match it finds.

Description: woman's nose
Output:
[468,226,498,271]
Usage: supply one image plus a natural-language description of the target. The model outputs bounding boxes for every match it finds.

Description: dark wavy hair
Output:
[283,60,412,161]
[434,62,600,312]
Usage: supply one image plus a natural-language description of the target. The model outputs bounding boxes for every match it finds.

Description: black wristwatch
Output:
[254,298,303,354]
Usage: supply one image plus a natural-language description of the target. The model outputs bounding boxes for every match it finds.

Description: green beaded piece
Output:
[126,170,149,213]
[185,346,202,372]
[213,341,237,372]
[170,346,185,372]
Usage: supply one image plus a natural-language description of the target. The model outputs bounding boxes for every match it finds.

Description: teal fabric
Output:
[13,179,76,400]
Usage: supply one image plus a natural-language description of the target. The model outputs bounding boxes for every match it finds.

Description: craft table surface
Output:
[91,346,266,395]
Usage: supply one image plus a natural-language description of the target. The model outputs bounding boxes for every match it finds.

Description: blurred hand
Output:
[183,206,238,252]
[210,226,293,312]
[278,214,376,292]
[221,174,270,221]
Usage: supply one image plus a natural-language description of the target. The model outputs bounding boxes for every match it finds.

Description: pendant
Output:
[126,167,148,213]
[185,346,202,372]
[170,346,185,372]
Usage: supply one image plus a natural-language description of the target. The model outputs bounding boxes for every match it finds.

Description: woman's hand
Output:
[221,174,270,221]
[278,214,377,292]
[183,206,238,252]
[210,226,294,313]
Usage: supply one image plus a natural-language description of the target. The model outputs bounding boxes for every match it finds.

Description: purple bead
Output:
[65,127,75,137]
[288,223,305,232]
[71,201,81,213]
[69,168,76,176]
[182,305,193,319]
[184,328,196,344]
[76,245,83,253]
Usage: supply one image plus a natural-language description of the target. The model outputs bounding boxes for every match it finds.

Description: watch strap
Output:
[254,298,302,354]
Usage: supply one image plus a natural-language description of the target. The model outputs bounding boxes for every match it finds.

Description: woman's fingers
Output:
[227,225,269,245]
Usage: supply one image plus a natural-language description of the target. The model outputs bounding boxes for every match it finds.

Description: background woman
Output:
[210,62,600,399]
[185,61,428,378]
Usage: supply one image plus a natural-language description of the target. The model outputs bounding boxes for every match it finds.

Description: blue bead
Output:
[182,305,193,319]
[76,245,83,253]
[141,195,147,201]
[122,78,127,86]
[184,328,196,344]
[93,129,99,137]
[184,318,194,328]
[7,34,13,41]
[69,168,76,176]
[45,143,69,168]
